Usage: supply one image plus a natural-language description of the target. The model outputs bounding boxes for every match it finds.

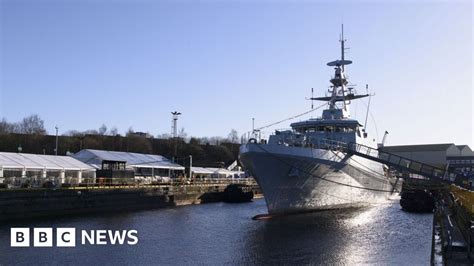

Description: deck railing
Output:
[0,177,257,190]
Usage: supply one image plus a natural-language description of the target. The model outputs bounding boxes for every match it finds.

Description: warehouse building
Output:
[447,145,474,176]
[0,152,95,187]
[381,143,459,168]
[381,143,474,175]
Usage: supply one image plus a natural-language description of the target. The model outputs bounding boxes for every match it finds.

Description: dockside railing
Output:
[0,177,258,190]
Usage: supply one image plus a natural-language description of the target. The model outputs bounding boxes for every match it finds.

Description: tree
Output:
[189,137,201,145]
[198,136,224,145]
[83,129,99,135]
[98,124,107,135]
[228,129,239,144]
[156,133,171,139]
[62,130,83,137]
[178,127,187,139]
[126,127,134,137]
[110,127,119,136]
[0,118,14,134]
[19,114,46,135]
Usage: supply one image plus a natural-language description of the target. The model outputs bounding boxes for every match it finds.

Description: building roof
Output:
[73,149,184,170]
[0,152,95,171]
[456,145,471,150]
[381,143,455,153]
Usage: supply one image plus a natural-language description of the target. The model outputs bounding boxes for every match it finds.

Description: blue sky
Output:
[1,0,472,147]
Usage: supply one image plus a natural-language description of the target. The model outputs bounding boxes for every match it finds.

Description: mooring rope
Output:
[255,102,328,131]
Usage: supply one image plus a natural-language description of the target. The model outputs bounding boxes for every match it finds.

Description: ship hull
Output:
[239,143,396,214]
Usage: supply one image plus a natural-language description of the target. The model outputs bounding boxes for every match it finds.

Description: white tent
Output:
[0,152,95,171]
[191,167,214,175]
[0,152,96,185]
[73,149,184,170]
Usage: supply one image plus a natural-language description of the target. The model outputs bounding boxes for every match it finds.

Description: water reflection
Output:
[243,198,432,265]
[244,207,371,264]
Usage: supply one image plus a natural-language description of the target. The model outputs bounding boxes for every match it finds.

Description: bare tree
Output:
[110,127,119,136]
[178,127,187,139]
[0,118,14,134]
[126,127,134,137]
[228,129,239,144]
[207,136,224,145]
[19,114,46,135]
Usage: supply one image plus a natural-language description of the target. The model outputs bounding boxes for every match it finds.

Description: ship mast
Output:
[309,25,369,119]
[328,24,350,111]
[341,24,345,72]
[340,24,347,110]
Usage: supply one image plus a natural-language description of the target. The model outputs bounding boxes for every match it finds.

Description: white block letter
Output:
[11,228,29,247]
[57,228,76,247]
[34,228,53,247]
[96,230,107,245]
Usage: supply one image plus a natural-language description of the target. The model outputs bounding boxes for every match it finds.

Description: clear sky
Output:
[1,0,472,147]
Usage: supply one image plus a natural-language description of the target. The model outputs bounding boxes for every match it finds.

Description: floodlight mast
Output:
[171,111,181,138]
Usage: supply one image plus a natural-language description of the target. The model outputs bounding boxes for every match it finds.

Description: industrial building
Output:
[0,152,95,187]
[381,143,474,175]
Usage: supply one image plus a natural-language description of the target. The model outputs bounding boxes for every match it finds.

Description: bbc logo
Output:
[11,228,76,247]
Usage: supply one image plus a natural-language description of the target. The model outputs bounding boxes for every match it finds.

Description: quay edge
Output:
[0,183,262,222]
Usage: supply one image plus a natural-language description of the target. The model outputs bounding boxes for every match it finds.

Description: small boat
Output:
[223,184,254,203]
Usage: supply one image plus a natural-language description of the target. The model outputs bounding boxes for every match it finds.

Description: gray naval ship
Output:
[239,30,396,215]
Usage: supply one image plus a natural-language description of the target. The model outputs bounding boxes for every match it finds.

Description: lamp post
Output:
[189,155,192,180]
[55,126,59,156]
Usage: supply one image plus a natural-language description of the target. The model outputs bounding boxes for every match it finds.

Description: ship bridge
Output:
[290,119,361,130]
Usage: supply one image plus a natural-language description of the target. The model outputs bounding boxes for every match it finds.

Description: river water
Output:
[0,197,432,265]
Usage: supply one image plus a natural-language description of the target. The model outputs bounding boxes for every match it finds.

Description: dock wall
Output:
[0,184,261,222]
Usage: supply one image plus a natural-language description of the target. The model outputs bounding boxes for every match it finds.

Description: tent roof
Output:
[191,167,214,174]
[73,149,184,170]
[0,152,95,170]
[191,167,244,175]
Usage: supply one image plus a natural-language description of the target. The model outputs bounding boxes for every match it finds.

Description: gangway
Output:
[315,139,460,183]
[344,142,460,183]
